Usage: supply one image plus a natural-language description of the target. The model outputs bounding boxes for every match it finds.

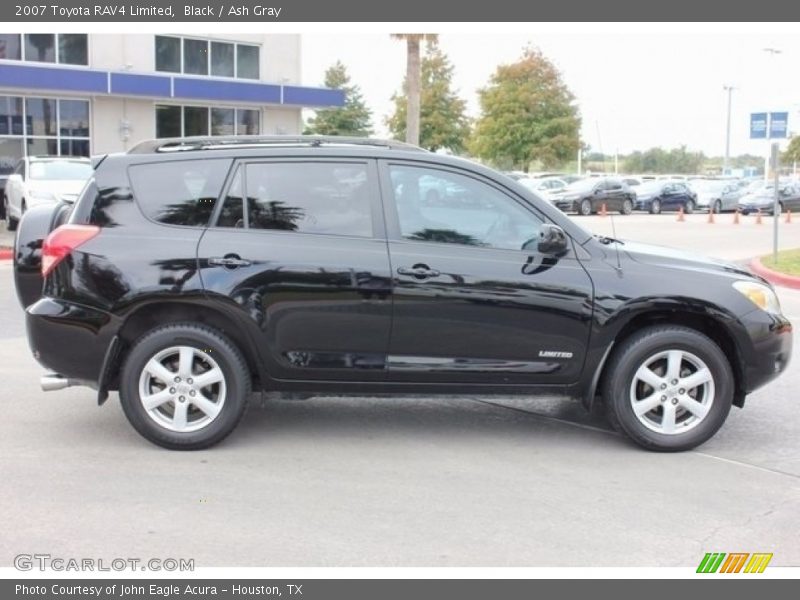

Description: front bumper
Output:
[553,199,577,212]
[738,308,793,395]
[739,203,773,215]
[26,297,119,385]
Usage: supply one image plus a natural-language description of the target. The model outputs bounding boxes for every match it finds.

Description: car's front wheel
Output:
[649,199,662,214]
[602,325,733,452]
[713,200,722,214]
[119,323,251,450]
[684,199,695,214]
[620,199,633,215]
[579,198,593,216]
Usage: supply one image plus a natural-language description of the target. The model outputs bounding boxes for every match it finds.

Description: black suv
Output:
[14,136,792,451]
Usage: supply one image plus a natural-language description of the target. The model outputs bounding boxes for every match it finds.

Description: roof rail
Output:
[128,135,426,154]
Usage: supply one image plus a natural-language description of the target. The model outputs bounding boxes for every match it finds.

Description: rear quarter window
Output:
[128,158,231,226]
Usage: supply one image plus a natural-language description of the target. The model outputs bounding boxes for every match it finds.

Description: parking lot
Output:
[1,215,799,568]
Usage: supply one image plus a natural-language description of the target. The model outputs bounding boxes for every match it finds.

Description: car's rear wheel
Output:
[603,325,733,452]
[713,200,722,214]
[119,323,250,450]
[649,199,661,215]
[620,199,633,215]
[579,198,593,216]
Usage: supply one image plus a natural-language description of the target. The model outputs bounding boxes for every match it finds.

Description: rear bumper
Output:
[26,297,118,385]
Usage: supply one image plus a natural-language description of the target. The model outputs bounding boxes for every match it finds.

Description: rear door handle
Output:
[209,256,252,268]
[397,265,440,279]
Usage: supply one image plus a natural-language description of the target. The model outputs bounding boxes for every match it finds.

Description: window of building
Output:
[240,162,372,237]
[183,38,208,76]
[156,105,261,138]
[0,34,22,61]
[236,45,259,79]
[0,95,90,163]
[154,36,259,80]
[155,36,181,73]
[16,34,88,65]
[210,42,235,77]
[128,159,232,227]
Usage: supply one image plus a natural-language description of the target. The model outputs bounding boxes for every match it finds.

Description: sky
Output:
[301,31,800,158]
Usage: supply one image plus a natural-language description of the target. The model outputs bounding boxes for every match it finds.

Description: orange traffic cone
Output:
[786,209,792,224]
[733,209,740,225]
[707,209,715,224]
[600,203,608,217]
[677,207,685,222]
[756,210,763,225]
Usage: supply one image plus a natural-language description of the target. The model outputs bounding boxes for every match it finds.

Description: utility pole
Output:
[723,85,734,174]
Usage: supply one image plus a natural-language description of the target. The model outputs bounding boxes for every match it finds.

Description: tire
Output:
[620,199,633,215]
[713,200,722,214]
[684,199,695,214]
[579,198,593,216]
[602,325,733,452]
[119,323,251,450]
[649,199,662,215]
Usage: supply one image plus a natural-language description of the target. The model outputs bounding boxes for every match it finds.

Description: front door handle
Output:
[208,255,252,269]
[397,265,441,279]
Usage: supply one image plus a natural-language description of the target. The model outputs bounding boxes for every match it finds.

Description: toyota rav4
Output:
[13,136,793,451]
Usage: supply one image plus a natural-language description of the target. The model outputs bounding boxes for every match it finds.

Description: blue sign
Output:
[750,113,768,139]
[769,112,789,139]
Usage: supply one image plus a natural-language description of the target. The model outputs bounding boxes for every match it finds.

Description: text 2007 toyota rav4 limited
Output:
[13,136,792,451]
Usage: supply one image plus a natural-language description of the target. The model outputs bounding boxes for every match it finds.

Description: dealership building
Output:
[0,33,343,172]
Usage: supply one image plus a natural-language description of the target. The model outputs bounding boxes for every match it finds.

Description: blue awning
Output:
[0,62,344,108]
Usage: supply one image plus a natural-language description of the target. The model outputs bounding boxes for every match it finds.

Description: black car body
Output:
[634,180,698,214]
[553,178,636,215]
[14,136,792,451]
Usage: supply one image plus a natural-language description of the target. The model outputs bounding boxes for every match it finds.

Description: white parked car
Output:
[4,156,92,231]
[518,176,568,201]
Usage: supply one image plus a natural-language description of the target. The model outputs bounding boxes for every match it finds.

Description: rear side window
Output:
[128,158,231,226]
[216,161,372,237]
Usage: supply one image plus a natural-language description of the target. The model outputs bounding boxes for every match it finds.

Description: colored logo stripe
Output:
[696,552,773,573]
[744,553,773,573]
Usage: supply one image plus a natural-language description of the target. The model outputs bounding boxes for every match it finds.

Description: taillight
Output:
[41,225,100,277]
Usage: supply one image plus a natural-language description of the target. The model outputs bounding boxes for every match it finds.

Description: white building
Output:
[0,33,342,173]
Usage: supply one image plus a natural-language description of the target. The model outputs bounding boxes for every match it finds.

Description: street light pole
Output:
[723,85,734,174]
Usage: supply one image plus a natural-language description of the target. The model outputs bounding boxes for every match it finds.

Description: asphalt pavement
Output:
[1,215,799,568]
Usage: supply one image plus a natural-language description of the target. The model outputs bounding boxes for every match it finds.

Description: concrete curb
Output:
[750,257,800,290]
[0,248,12,261]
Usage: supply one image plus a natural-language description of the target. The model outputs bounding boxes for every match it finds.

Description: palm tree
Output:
[391,34,438,146]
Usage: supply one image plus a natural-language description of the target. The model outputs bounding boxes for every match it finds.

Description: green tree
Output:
[391,34,438,146]
[304,61,372,137]
[387,41,471,153]
[624,146,705,174]
[470,47,580,170]
[784,136,800,164]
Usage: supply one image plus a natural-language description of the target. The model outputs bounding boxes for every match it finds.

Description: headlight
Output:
[733,280,781,314]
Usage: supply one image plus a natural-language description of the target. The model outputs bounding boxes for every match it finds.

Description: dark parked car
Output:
[553,177,636,215]
[14,136,792,452]
[738,182,800,215]
[634,180,698,214]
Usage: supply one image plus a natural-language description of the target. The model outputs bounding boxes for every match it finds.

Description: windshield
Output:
[29,160,92,181]
[564,178,597,193]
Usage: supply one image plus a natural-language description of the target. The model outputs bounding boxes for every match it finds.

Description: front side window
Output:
[388,165,543,251]
[129,159,231,227]
[240,162,372,237]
